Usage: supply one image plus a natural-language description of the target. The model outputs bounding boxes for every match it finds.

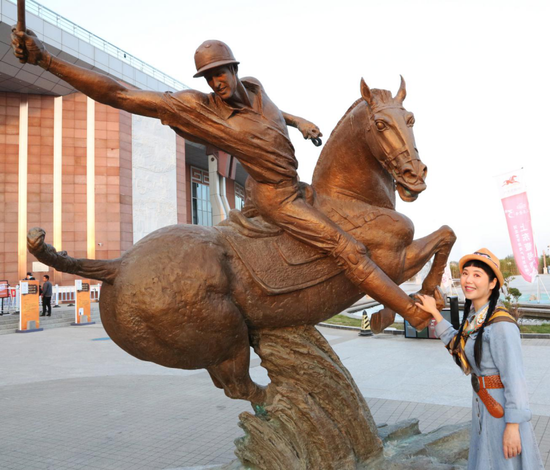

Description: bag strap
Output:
[487,307,519,329]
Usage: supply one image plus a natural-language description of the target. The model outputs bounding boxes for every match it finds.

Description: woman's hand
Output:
[503,423,522,459]
[415,294,443,323]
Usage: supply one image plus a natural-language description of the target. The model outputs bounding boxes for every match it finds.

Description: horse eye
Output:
[375,121,387,130]
[407,116,415,126]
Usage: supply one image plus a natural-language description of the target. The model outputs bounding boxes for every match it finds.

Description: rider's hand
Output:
[297,118,323,141]
[11,28,48,66]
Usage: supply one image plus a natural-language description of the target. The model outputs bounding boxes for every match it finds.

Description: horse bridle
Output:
[365,106,421,182]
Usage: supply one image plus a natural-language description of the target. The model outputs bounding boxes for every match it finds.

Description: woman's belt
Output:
[471,373,504,418]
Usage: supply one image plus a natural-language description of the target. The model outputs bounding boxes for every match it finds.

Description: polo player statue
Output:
[12,31,435,328]
[13,23,457,469]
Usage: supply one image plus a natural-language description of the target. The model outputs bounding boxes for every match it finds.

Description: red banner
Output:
[496,169,538,282]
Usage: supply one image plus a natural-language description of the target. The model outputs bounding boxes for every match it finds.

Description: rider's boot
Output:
[332,238,432,330]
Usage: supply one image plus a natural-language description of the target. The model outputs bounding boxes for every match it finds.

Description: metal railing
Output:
[0,287,19,313]
[0,284,101,314]
[53,284,101,305]
[9,0,188,91]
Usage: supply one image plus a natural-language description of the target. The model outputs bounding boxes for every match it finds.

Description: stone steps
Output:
[0,306,101,335]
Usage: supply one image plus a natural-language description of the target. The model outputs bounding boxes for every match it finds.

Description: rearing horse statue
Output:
[27,78,456,408]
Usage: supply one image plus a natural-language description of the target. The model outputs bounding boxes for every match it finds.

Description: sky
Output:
[25,0,550,262]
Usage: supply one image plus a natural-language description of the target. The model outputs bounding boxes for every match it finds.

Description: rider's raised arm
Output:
[282,111,323,141]
[11,28,165,119]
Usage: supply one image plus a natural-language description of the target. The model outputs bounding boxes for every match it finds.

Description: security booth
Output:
[405,296,460,339]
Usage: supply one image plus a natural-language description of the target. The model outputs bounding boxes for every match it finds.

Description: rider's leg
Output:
[249,180,431,329]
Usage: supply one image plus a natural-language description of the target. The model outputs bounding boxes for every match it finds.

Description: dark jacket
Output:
[42,281,52,297]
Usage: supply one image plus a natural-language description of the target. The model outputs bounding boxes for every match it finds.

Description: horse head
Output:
[359,77,427,202]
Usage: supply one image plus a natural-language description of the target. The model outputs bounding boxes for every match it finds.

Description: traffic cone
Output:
[359,310,372,336]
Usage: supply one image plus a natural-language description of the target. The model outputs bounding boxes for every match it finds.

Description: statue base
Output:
[205,418,469,470]
[225,324,469,470]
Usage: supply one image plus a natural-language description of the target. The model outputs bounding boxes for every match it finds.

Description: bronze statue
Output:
[11,31,442,326]
[11,26,458,400]
[13,22,457,469]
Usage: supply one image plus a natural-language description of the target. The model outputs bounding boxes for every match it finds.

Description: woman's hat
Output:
[458,248,504,286]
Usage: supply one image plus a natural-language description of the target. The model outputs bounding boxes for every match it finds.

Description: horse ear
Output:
[360,77,374,107]
[395,75,406,103]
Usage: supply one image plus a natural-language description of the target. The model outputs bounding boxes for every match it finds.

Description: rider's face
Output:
[205,66,237,101]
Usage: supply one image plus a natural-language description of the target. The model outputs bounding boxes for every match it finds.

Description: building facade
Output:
[0,0,247,287]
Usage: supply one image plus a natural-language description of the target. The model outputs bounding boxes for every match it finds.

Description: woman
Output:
[416,248,544,469]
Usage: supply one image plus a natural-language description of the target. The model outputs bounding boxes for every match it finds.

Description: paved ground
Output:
[0,305,549,469]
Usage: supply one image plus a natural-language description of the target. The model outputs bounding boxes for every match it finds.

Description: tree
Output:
[501,272,522,318]
[500,255,519,277]
[449,261,459,279]
[539,253,550,274]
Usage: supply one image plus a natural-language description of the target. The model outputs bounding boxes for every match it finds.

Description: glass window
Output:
[191,167,212,226]
[235,183,246,211]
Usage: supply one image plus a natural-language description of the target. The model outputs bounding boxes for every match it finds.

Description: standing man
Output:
[11,31,430,326]
[41,275,52,316]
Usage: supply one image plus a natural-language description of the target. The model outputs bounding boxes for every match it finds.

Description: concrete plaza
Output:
[0,305,549,469]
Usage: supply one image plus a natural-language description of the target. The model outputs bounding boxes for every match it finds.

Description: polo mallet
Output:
[15,0,27,64]
[17,0,26,32]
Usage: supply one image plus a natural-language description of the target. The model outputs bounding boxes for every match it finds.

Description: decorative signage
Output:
[0,281,8,299]
[495,169,538,283]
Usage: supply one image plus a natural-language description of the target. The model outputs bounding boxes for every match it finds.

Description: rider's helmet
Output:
[193,40,240,78]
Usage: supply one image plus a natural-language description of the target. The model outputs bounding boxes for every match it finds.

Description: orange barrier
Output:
[73,279,94,325]
[17,280,42,333]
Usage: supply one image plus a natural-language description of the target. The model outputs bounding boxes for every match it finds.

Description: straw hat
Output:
[458,248,504,286]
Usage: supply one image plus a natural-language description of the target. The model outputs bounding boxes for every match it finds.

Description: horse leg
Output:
[401,225,456,302]
[207,340,267,405]
[371,225,455,332]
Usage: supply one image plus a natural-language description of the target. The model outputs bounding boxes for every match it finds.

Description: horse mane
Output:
[330,98,363,137]
[369,89,397,109]
[328,89,396,139]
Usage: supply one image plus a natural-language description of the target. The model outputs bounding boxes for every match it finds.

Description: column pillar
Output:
[86,97,95,259]
[208,155,227,225]
[17,96,28,280]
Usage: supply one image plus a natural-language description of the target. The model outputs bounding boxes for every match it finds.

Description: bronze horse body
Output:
[28,78,456,404]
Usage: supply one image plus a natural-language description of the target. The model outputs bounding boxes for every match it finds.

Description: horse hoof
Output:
[249,384,269,406]
[370,308,396,334]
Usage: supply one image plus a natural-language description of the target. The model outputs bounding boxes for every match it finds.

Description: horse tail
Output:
[27,227,121,284]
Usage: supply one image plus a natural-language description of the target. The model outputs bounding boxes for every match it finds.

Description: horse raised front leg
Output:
[207,340,267,405]
[402,225,457,304]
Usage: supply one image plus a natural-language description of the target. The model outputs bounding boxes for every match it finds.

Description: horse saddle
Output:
[217,209,343,295]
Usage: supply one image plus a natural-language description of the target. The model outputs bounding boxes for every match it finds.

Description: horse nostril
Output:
[403,169,416,180]
[421,165,428,180]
